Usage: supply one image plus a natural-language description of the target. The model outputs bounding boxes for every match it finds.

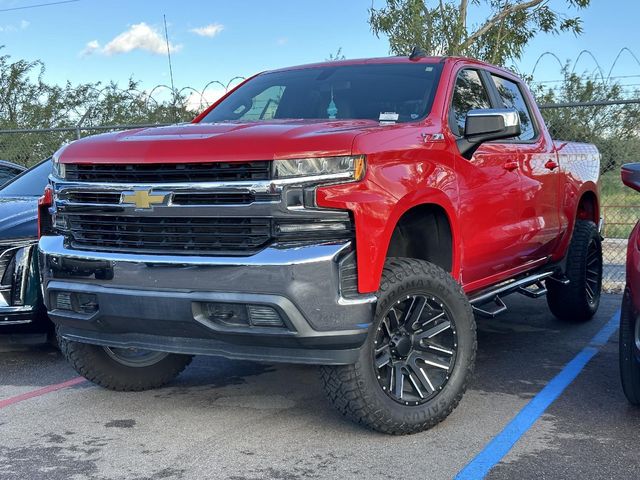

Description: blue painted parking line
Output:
[455,310,621,480]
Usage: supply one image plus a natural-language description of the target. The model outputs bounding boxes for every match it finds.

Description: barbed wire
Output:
[112,49,640,113]
[529,47,640,87]
[57,77,248,129]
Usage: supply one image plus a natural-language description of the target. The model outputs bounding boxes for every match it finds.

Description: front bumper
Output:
[38,236,376,365]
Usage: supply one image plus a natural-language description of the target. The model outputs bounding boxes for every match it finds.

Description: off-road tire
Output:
[59,336,193,391]
[320,258,476,435]
[547,220,602,322]
[620,288,640,405]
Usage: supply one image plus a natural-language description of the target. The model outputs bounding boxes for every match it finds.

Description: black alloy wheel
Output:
[585,237,603,306]
[373,294,457,405]
[321,258,476,435]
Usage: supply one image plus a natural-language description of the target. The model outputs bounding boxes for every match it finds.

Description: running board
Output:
[469,271,559,318]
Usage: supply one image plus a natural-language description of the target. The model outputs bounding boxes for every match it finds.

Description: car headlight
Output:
[51,144,68,179]
[273,155,366,182]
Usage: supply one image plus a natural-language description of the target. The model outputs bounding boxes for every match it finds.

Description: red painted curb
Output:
[0,377,86,409]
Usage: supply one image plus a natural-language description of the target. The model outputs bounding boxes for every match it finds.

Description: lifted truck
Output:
[39,55,602,434]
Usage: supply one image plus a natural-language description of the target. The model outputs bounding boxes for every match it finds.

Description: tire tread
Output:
[620,289,640,405]
[59,335,192,392]
[320,258,476,435]
[547,220,601,322]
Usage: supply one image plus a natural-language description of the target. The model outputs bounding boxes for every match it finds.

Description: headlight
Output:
[273,155,366,182]
[51,144,68,179]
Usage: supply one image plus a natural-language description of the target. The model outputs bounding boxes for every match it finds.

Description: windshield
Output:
[201,63,443,124]
[0,159,51,197]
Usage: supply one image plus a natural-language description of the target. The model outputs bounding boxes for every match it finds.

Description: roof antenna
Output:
[409,46,427,61]
[163,14,177,121]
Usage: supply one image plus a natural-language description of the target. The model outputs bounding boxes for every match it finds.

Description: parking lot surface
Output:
[0,294,636,480]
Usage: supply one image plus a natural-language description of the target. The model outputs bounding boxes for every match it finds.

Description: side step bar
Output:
[468,271,567,318]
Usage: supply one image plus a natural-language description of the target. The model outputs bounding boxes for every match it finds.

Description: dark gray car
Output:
[0,159,51,331]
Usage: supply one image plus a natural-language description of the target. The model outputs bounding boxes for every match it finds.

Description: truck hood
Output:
[0,196,37,241]
[60,120,383,164]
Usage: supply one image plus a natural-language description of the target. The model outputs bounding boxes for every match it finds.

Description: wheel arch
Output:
[375,191,461,286]
[385,203,455,272]
[577,188,600,224]
[554,182,600,263]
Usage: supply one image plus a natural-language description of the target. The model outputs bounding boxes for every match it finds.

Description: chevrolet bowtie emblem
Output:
[120,189,169,209]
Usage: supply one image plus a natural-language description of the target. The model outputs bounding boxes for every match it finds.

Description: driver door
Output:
[450,68,524,287]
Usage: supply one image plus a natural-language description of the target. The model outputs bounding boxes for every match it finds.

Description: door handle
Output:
[503,161,518,171]
[545,159,559,171]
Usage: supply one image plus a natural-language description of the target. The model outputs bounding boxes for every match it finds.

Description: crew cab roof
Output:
[266,56,518,79]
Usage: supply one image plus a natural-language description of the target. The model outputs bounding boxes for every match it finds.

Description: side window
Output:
[490,75,536,141]
[0,166,17,186]
[450,69,492,136]
[233,85,285,121]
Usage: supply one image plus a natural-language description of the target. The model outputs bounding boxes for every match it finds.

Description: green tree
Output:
[0,49,199,166]
[369,0,590,65]
[535,65,640,173]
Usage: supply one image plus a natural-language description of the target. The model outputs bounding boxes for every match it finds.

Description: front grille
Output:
[65,192,121,204]
[175,192,279,205]
[64,191,264,206]
[62,215,273,255]
[65,161,272,183]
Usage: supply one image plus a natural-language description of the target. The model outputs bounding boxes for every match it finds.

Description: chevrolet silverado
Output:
[39,55,602,434]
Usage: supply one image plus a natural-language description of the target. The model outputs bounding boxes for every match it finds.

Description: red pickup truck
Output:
[39,55,602,434]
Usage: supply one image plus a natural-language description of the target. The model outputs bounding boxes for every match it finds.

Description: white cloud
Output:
[190,23,224,38]
[102,22,182,56]
[79,39,100,57]
[0,19,30,33]
[276,37,288,46]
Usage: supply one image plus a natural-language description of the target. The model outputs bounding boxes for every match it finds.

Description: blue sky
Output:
[0,0,638,100]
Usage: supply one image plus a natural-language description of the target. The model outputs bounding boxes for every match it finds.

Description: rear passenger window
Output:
[490,75,536,141]
[450,69,492,136]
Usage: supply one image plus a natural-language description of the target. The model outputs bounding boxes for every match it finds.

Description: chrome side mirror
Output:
[458,108,522,159]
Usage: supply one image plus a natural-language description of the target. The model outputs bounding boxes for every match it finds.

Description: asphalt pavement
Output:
[0,294,635,480]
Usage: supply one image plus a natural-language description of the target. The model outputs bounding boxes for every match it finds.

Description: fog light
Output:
[52,291,98,314]
[248,305,284,327]
[203,302,284,328]
[205,303,249,326]
[76,293,98,314]
[54,291,73,311]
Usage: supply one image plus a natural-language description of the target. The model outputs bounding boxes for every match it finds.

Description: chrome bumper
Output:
[38,236,376,364]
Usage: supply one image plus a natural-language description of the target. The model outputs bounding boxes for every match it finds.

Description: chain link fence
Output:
[539,98,640,291]
[0,100,638,290]
[0,124,172,168]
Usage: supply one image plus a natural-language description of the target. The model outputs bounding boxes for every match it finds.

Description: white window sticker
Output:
[379,112,399,122]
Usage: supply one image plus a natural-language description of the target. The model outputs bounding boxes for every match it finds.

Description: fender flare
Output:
[554,181,601,264]
[379,188,461,280]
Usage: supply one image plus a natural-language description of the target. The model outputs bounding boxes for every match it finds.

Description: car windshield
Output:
[0,159,51,197]
[200,62,444,124]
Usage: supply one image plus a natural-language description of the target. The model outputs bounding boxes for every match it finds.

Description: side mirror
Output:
[457,108,522,159]
[622,163,640,192]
